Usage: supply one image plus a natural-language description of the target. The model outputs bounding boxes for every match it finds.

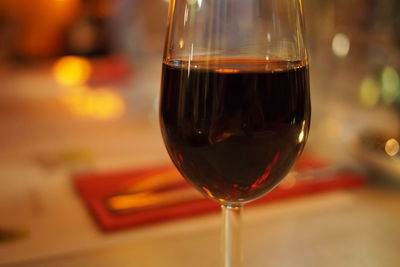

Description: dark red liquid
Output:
[160,59,311,203]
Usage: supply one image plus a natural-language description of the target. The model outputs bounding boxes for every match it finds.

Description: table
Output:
[1,64,399,267]
[3,187,400,267]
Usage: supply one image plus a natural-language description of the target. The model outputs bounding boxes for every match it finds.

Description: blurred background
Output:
[0,0,400,266]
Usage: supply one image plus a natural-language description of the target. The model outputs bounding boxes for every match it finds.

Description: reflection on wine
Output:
[160,59,310,204]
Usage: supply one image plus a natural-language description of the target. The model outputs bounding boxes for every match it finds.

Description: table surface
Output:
[0,65,400,267]
[3,186,400,267]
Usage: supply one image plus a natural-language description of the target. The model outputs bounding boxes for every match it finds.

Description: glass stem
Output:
[222,203,243,267]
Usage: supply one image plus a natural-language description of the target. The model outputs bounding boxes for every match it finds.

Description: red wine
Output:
[160,59,310,203]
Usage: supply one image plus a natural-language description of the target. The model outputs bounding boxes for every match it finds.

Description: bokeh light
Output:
[53,56,92,86]
[359,77,380,108]
[381,66,399,104]
[385,138,399,157]
[332,33,350,58]
[64,86,125,120]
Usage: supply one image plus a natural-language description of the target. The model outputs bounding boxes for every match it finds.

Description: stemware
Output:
[159,0,310,266]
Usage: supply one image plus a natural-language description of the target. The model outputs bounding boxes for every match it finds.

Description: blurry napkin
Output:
[74,157,365,232]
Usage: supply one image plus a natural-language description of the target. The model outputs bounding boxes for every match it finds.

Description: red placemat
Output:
[74,157,366,232]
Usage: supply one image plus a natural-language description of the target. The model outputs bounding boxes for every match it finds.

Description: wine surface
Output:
[160,59,310,203]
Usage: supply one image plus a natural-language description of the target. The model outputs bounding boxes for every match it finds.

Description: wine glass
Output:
[159,0,310,266]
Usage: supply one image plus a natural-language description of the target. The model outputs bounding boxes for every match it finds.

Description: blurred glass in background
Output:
[304,0,400,182]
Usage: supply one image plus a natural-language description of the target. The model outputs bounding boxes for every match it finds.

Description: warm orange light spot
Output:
[108,192,160,211]
[64,86,125,120]
[216,68,239,73]
[53,56,92,86]
[385,138,399,157]
[202,186,214,198]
